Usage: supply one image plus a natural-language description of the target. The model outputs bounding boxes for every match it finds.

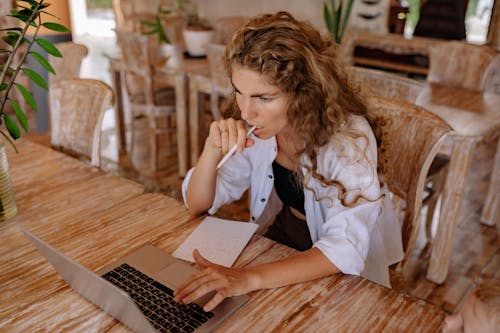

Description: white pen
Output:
[216,125,257,170]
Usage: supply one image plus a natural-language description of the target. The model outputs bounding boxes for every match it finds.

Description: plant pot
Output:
[0,142,17,222]
[183,28,214,57]
[160,44,182,68]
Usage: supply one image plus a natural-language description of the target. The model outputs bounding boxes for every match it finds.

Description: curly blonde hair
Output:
[222,11,373,206]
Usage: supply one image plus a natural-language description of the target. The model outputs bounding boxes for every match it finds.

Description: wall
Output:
[195,0,327,33]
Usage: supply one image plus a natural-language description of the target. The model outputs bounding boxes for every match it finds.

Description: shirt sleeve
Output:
[312,117,382,276]
[181,151,252,214]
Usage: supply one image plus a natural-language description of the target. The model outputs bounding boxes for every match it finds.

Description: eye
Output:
[259,96,272,102]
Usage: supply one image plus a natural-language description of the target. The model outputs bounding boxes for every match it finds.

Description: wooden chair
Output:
[427,41,497,91]
[349,66,425,103]
[481,54,500,228]
[350,66,449,237]
[115,29,176,174]
[206,43,231,120]
[49,79,114,167]
[48,41,88,86]
[213,16,249,45]
[366,96,453,270]
[483,54,500,94]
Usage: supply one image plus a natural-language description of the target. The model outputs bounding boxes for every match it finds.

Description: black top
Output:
[272,161,306,215]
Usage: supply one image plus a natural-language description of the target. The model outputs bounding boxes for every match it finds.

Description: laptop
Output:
[21,228,248,333]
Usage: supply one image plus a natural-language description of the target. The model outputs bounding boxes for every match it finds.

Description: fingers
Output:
[208,119,248,154]
[193,249,215,268]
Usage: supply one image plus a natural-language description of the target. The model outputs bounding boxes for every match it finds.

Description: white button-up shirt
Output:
[182,116,403,287]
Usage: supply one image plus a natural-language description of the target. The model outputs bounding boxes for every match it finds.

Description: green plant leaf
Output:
[4,114,20,139]
[323,3,333,35]
[36,38,62,57]
[22,67,48,90]
[338,0,354,43]
[0,83,7,91]
[8,98,29,132]
[0,65,15,75]
[42,22,69,32]
[0,27,23,32]
[30,51,55,74]
[15,83,37,112]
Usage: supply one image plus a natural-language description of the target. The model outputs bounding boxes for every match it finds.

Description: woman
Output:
[176,11,403,311]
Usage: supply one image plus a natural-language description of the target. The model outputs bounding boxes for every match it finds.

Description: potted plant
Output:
[323,0,354,44]
[140,6,183,67]
[0,0,67,221]
[177,0,213,57]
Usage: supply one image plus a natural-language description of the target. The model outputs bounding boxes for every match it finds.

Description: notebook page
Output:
[172,216,258,268]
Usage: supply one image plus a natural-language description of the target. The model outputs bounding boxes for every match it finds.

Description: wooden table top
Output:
[0,140,445,332]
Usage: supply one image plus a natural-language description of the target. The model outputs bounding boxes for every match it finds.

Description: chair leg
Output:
[424,166,447,243]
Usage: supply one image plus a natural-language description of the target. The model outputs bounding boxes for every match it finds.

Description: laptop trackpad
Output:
[156,262,215,306]
[156,261,198,289]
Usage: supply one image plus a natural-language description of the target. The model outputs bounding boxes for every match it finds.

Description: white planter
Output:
[183,29,214,57]
[159,44,182,68]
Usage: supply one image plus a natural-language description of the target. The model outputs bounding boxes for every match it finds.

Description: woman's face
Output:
[231,65,291,139]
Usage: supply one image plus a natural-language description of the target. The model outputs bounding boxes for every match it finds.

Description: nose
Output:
[239,97,254,122]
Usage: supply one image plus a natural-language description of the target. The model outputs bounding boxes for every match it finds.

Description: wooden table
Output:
[416,84,500,283]
[0,140,445,332]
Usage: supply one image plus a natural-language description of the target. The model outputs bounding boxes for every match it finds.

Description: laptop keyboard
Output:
[102,263,214,333]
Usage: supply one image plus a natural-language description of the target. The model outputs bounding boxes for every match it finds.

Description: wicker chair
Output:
[48,42,88,86]
[49,79,114,167]
[366,96,453,271]
[206,43,232,120]
[115,29,176,174]
[427,41,497,91]
[349,66,425,103]
[351,66,449,240]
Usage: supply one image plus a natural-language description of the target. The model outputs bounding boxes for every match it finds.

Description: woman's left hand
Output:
[174,249,257,311]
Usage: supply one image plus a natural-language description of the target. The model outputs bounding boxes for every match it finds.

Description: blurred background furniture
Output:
[416,83,500,283]
[367,96,452,272]
[48,42,88,86]
[348,0,391,34]
[413,0,467,40]
[206,43,231,120]
[213,16,249,44]
[115,29,177,174]
[350,66,425,102]
[49,78,114,167]
[427,41,498,91]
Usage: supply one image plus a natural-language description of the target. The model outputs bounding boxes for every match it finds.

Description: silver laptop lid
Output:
[21,228,156,333]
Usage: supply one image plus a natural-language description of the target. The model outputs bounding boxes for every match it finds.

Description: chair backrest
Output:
[350,66,425,103]
[213,16,249,45]
[48,42,88,85]
[483,54,500,94]
[427,41,497,91]
[115,29,157,105]
[366,96,452,265]
[49,79,115,167]
[206,43,231,120]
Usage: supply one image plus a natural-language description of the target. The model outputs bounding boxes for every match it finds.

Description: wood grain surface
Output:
[0,140,445,332]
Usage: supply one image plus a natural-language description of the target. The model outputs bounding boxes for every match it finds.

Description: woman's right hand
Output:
[205,118,255,158]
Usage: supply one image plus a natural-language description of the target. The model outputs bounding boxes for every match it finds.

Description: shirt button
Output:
[261,198,266,202]
[268,174,273,179]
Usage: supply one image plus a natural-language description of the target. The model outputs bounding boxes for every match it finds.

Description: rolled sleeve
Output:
[313,199,381,275]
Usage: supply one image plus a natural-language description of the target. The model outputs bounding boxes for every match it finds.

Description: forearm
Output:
[245,247,340,291]
[185,144,222,215]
